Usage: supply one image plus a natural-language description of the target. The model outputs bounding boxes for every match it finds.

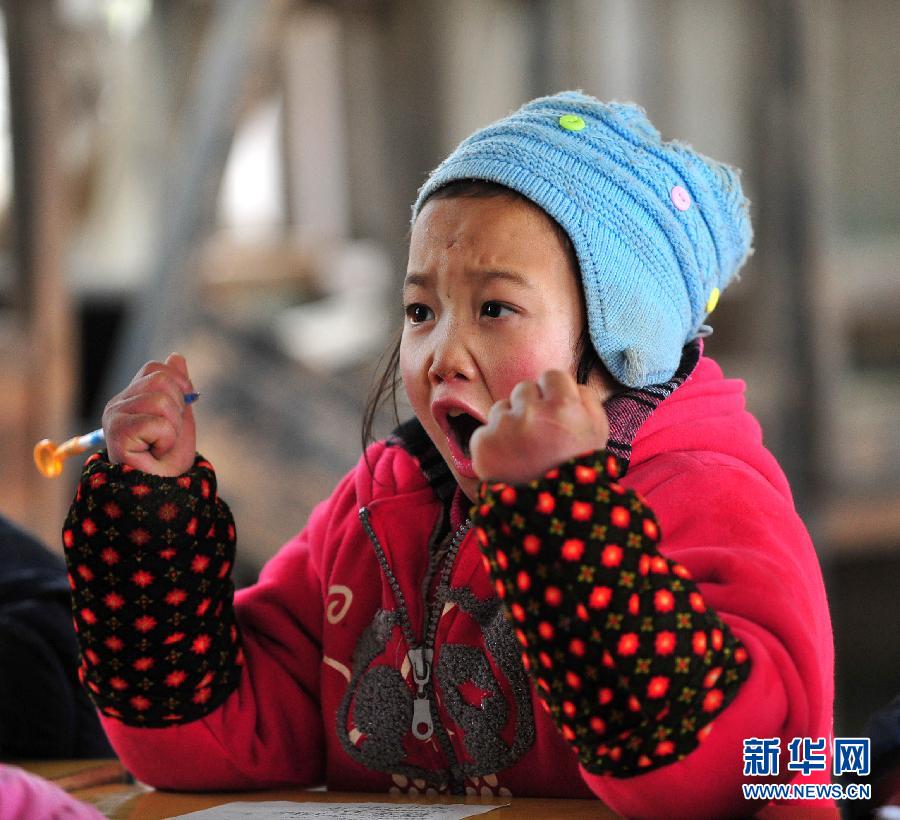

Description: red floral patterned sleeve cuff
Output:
[472,450,750,777]
[63,452,243,727]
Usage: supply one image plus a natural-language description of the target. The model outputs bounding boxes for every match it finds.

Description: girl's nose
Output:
[427,322,474,384]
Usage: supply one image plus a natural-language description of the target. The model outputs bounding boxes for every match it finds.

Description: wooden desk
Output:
[17,759,617,819]
[18,759,844,818]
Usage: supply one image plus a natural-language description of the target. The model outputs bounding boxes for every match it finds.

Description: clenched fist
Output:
[102,353,197,477]
[470,370,610,485]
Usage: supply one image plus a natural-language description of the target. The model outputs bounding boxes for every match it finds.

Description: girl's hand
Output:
[102,353,197,477]
[470,369,610,485]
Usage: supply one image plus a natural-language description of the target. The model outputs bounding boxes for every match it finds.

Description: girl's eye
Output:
[481,301,513,319]
[405,303,434,324]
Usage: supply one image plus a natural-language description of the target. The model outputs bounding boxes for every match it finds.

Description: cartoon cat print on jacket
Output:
[335,513,536,790]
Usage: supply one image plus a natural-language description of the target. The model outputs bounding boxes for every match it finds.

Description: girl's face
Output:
[401,194,604,501]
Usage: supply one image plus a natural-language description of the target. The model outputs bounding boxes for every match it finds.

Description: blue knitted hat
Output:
[412,91,753,388]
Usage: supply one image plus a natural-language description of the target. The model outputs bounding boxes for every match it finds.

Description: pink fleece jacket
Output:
[92,356,832,818]
[0,766,103,819]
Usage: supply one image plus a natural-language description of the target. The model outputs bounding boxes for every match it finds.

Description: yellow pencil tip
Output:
[33,439,63,478]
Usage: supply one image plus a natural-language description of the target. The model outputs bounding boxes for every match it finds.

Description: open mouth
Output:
[446,411,481,458]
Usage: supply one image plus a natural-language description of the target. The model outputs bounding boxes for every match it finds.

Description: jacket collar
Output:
[605,339,701,467]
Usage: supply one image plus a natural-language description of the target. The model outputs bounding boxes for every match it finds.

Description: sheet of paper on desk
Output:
[172,800,509,820]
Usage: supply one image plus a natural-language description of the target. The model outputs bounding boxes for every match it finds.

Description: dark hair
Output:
[361,179,608,452]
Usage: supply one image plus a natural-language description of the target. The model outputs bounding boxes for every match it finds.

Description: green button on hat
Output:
[558,114,585,131]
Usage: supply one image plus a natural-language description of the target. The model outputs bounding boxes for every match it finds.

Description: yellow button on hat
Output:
[706,287,720,314]
[558,114,585,132]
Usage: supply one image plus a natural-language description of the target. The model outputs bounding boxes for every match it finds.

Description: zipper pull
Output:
[412,696,433,741]
[408,647,434,740]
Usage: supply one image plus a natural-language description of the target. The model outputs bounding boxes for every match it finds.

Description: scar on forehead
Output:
[446,236,458,249]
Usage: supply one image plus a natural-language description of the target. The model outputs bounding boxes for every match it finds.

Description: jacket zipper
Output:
[358,506,470,743]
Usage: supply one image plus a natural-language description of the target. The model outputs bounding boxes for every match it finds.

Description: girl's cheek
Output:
[399,351,426,408]
[398,360,414,396]
[492,351,536,394]
[489,339,574,395]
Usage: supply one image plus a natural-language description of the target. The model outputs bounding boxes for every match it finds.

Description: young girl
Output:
[63,92,833,818]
